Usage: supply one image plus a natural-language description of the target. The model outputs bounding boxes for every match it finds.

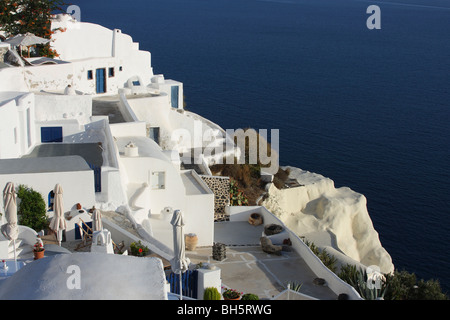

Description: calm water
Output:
[72,0,450,293]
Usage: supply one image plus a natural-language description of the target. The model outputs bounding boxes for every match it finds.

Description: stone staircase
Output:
[0,225,39,260]
[4,238,34,260]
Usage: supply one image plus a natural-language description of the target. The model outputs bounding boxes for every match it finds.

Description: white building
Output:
[111,122,214,248]
[0,13,217,251]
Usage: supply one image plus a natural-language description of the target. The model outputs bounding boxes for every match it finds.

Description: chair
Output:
[75,218,93,250]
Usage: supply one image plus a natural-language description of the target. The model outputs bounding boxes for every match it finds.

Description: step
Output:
[8,239,24,251]
[8,239,28,254]
[9,245,33,260]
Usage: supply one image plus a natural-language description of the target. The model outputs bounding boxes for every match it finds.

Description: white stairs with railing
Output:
[5,239,34,260]
[0,225,38,260]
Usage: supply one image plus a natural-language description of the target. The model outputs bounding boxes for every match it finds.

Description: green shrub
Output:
[203,287,221,300]
[384,270,448,300]
[339,265,448,300]
[130,240,149,257]
[230,178,249,206]
[304,239,337,273]
[17,185,48,232]
[241,293,259,300]
[317,248,337,273]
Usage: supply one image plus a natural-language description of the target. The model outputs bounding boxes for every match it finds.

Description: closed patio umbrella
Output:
[92,209,103,232]
[170,210,190,300]
[49,184,66,246]
[1,182,19,261]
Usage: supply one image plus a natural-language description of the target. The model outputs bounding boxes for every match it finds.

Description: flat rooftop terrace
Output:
[22,143,103,167]
[92,96,126,124]
[186,221,338,300]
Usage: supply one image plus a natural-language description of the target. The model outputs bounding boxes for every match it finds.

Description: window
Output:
[87,70,93,80]
[119,66,123,71]
[151,171,165,190]
[26,108,31,147]
[41,127,63,143]
[48,190,54,211]
[108,67,115,77]
[171,85,179,108]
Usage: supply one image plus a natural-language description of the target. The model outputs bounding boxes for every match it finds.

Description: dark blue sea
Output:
[72,0,450,293]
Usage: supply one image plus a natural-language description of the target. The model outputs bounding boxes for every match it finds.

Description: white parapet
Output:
[197,267,222,300]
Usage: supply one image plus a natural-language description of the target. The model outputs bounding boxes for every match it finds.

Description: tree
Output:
[0,0,67,57]
[17,184,48,232]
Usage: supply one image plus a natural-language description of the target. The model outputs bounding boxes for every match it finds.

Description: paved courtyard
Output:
[186,221,338,300]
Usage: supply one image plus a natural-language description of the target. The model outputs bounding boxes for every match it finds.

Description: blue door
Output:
[41,127,63,143]
[96,68,106,94]
[88,163,102,193]
[148,127,160,145]
[171,85,179,108]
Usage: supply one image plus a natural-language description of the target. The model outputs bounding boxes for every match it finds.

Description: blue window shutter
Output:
[171,85,179,108]
[41,127,63,143]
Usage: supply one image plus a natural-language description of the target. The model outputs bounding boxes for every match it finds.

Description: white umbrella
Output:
[1,182,19,261]
[49,184,66,246]
[4,33,50,47]
[170,210,190,300]
[4,33,50,57]
[92,209,103,232]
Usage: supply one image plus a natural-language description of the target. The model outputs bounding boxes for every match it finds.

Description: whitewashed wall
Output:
[0,92,36,159]
[34,93,92,124]
[0,67,29,92]
[0,167,95,218]
[183,172,215,246]
[47,15,154,95]
[0,99,21,159]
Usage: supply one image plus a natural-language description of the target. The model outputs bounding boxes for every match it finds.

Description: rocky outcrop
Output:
[261,166,394,274]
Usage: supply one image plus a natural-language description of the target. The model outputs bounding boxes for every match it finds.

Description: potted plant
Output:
[222,287,242,300]
[130,240,149,257]
[33,237,45,260]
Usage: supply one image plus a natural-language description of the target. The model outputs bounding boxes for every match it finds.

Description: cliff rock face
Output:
[262,166,394,274]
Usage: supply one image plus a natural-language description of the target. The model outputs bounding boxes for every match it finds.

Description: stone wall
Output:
[200,175,230,221]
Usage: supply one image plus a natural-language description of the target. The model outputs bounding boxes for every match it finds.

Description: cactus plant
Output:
[338,264,387,300]
[203,287,222,300]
